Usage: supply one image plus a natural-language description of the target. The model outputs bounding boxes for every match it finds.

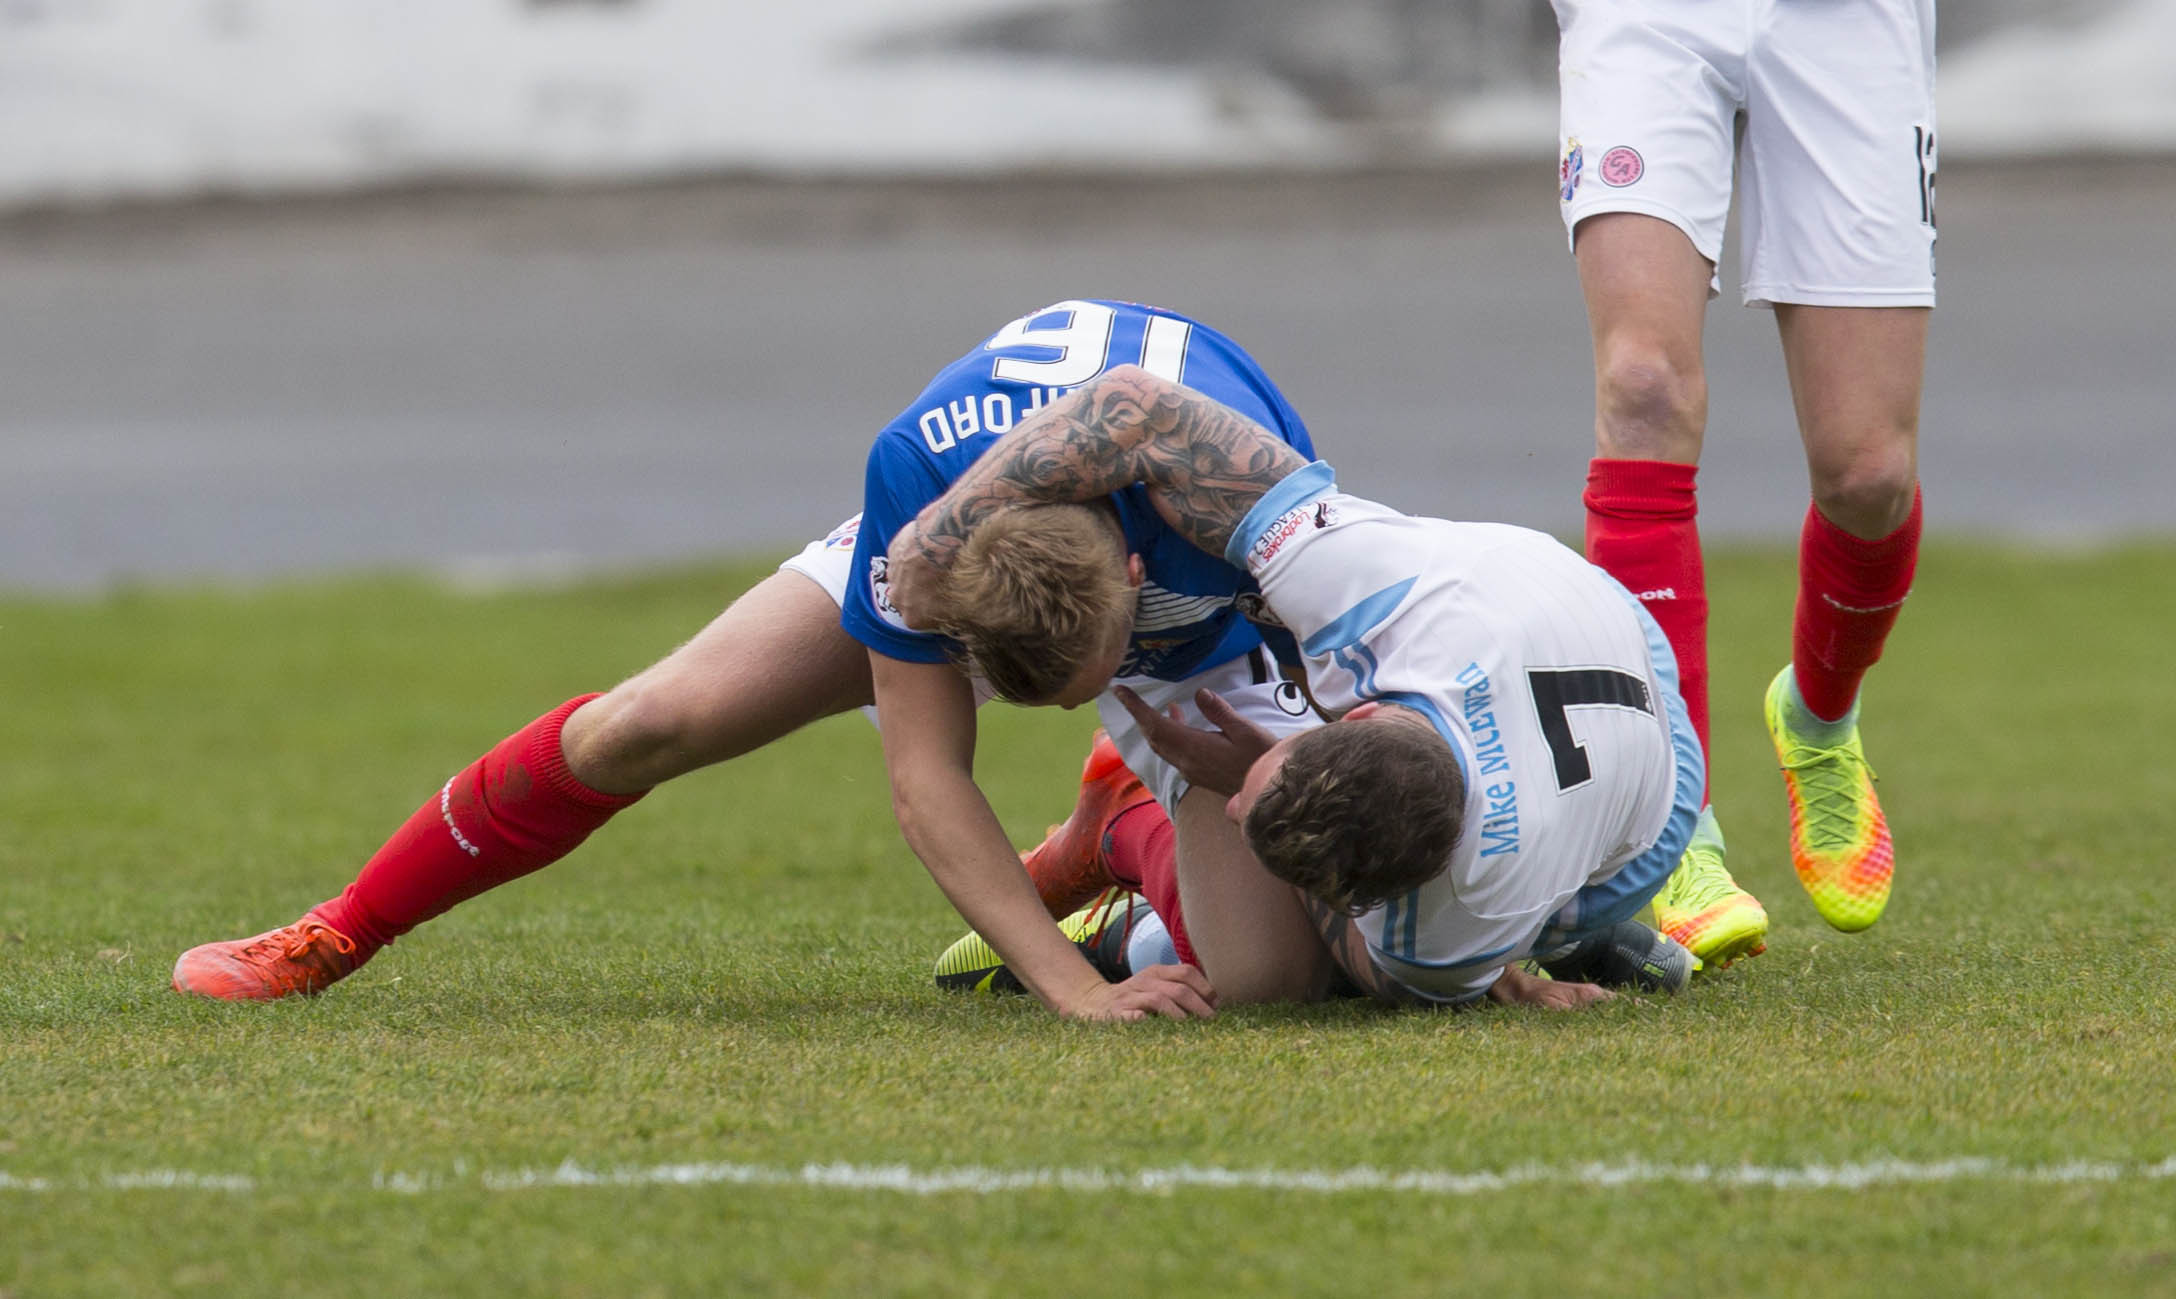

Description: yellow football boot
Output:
[1649,808,1768,968]
[1765,666,1893,932]
[934,888,1145,993]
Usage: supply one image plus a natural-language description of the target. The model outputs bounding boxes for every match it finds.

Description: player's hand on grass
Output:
[1069,963,1219,1021]
[1486,963,1613,1011]
[1112,685,1277,798]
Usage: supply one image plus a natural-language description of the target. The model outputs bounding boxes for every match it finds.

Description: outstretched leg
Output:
[173,569,873,999]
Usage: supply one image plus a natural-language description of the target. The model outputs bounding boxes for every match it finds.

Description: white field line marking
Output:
[4,1158,2175,1196]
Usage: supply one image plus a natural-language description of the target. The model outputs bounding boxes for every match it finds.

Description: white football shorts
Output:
[776,512,865,606]
[1553,0,1938,307]
[1097,650,1318,815]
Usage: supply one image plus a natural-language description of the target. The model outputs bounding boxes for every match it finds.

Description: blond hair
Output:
[930,503,1134,704]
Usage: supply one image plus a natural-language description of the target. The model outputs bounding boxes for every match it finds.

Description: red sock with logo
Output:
[308,695,646,962]
[1584,457,1710,797]
[1792,488,1923,723]
[1100,800,1197,969]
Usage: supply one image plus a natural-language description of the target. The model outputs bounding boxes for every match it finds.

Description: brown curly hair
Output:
[1242,718,1465,913]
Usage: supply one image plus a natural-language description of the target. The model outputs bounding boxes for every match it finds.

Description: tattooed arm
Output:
[885,366,1310,624]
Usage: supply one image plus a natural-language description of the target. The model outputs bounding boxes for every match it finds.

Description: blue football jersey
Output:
[844,298,1315,682]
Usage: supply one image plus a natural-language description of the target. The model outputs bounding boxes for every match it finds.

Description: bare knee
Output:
[1809,443,1919,539]
[560,678,711,793]
[559,572,875,793]
[1594,344,1706,462]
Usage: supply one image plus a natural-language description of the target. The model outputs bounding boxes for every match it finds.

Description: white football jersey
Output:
[1229,463,1684,1004]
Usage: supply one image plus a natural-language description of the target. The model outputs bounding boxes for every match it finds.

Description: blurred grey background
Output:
[3,0,2171,591]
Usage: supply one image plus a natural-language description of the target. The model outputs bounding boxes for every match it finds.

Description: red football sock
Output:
[1584,457,1710,799]
[309,694,646,961]
[1792,487,1923,722]
[1100,800,1197,969]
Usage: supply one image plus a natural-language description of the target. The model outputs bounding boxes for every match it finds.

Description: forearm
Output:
[889,765,1110,1016]
[911,366,1308,564]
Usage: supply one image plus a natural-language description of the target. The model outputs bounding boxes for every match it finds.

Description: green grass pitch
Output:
[5,544,2175,1297]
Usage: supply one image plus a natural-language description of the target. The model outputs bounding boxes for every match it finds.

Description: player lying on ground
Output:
[888,365,1709,1006]
[932,730,1697,1009]
[172,298,1326,1021]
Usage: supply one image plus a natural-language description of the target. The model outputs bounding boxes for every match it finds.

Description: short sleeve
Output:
[840,431,955,664]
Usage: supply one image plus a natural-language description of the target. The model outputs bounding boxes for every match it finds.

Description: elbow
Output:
[884,765,960,861]
[886,777,935,853]
[1100,364,1178,407]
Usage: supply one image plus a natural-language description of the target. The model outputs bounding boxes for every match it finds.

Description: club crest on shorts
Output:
[1559,138,1583,202]
[1599,146,1644,188]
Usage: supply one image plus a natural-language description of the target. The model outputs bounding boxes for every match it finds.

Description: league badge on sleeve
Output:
[1560,138,1584,203]
[869,555,910,630]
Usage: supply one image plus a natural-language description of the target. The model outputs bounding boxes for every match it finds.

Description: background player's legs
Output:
[1171,788,1329,1005]
[1574,212,1768,964]
[1575,213,1713,462]
[175,571,872,998]
[1776,304,1927,721]
[1574,212,1717,764]
[1765,304,1926,932]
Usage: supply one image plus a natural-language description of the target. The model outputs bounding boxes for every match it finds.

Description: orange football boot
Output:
[171,916,359,1000]
[1020,730,1157,918]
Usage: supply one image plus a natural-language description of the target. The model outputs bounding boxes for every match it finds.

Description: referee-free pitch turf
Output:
[4,545,2174,1298]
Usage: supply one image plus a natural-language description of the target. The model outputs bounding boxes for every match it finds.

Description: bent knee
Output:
[562,680,714,790]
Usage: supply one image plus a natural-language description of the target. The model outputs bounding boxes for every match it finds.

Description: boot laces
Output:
[1081,887,1137,946]
[1780,742,1879,845]
[243,920,356,966]
[1665,845,1737,912]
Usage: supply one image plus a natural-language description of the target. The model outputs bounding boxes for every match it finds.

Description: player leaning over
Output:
[845,301,1359,1016]
[1553,0,1937,942]
[888,366,1705,1007]
[172,298,1322,1021]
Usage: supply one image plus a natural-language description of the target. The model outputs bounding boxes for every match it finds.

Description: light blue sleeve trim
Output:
[1223,460,1338,569]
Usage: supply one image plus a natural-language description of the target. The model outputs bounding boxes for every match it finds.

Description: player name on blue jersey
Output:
[913,387,1069,455]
